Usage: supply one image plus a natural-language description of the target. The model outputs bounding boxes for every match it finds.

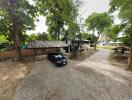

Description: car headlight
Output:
[57,61,62,63]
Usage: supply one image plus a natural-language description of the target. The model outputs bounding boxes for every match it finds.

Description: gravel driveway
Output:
[14,49,132,100]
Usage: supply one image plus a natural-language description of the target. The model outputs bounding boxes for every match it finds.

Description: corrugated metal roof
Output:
[28,40,68,48]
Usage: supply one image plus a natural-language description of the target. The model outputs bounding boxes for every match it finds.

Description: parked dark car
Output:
[47,52,67,66]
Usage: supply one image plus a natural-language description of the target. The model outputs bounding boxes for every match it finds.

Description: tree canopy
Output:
[85,12,113,33]
[109,0,132,70]
[109,0,132,40]
[0,0,37,60]
[36,0,79,40]
[105,25,122,41]
[85,12,113,50]
[0,0,37,43]
[109,0,132,23]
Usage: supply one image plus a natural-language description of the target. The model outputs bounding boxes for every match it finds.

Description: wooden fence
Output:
[0,48,59,60]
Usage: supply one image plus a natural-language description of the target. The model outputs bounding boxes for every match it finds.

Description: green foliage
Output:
[0,34,9,43]
[105,25,122,41]
[109,0,132,69]
[109,0,132,45]
[85,12,113,49]
[36,0,79,40]
[0,0,37,43]
[119,35,131,46]
[19,33,28,44]
[37,32,49,41]
[85,13,97,31]
[27,33,37,41]
[122,27,132,45]
[85,12,113,33]
[109,0,132,23]
[81,33,89,40]
[67,22,80,39]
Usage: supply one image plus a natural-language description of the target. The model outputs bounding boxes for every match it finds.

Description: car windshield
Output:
[54,54,63,60]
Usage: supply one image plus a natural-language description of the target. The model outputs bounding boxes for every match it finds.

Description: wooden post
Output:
[128,41,132,70]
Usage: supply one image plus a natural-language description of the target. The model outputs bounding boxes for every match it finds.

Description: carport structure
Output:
[27,40,69,59]
[0,40,68,60]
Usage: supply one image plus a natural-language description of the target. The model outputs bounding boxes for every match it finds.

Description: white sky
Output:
[78,0,110,19]
[27,16,48,35]
[27,0,121,34]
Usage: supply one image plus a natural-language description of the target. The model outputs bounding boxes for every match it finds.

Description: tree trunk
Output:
[57,33,60,41]
[92,30,96,50]
[94,40,97,50]
[93,31,101,51]
[128,35,132,70]
[8,0,23,61]
[13,26,23,61]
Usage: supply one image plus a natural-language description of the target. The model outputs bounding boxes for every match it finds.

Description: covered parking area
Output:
[0,41,68,60]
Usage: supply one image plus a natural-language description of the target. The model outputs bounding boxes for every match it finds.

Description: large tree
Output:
[109,0,132,70]
[105,25,122,42]
[0,0,36,60]
[36,0,79,40]
[85,12,113,50]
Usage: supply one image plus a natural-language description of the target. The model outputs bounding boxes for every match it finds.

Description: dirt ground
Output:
[0,46,94,100]
[109,51,129,69]
[14,49,132,100]
[0,60,33,100]
[69,47,95,60]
